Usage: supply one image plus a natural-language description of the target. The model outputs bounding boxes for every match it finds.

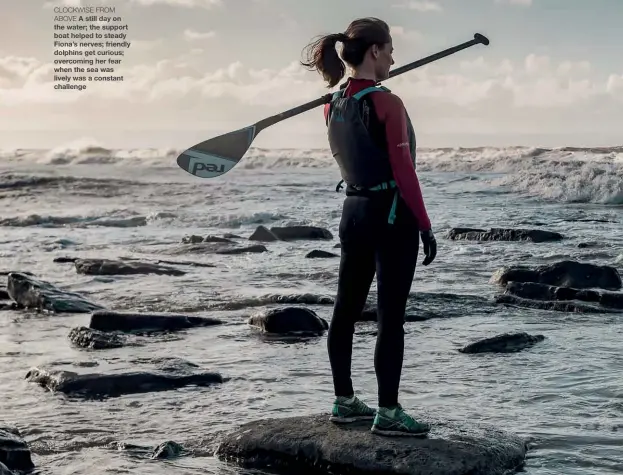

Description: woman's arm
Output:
[370,92,431,231]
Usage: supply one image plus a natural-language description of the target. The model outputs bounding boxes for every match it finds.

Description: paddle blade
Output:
[176,125,257,178]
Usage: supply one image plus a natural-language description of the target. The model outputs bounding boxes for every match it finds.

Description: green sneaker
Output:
[371,404,431,437]
[329,395,376,423]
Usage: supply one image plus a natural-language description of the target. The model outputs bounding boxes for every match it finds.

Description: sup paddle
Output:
[176,33,490,179]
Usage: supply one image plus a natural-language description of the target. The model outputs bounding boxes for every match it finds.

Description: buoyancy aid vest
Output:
[326,85,417,224]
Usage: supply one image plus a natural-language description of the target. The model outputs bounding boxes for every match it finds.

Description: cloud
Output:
[392,1,443,12]
[607,74,623,100]
[494,0,533,6]
[183,29,216,41]
[1,50,622,142]
[390,26,424,42]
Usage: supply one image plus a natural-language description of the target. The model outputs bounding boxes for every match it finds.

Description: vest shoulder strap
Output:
[352,85,391,101]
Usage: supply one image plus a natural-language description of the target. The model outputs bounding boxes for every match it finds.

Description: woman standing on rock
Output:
[301,17,437,437]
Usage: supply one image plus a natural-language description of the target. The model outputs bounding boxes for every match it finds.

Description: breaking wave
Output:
[2,141,622,205]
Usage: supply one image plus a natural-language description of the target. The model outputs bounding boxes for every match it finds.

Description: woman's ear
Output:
[370,44,379,59]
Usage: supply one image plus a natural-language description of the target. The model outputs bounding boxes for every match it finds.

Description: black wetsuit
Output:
[324,78,431,408]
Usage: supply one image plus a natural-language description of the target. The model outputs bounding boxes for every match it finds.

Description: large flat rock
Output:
[216,413,527,475]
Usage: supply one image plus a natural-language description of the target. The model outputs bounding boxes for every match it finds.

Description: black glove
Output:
[420,229,437,266]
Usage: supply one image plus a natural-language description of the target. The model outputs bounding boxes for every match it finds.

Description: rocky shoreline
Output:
[1,224,621,474]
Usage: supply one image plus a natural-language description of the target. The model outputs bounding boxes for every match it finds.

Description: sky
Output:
[0,0,622,150]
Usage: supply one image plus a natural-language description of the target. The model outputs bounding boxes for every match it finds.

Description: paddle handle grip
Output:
[254,33,489,133]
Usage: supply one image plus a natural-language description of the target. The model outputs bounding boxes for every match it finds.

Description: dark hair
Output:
[300,17,391,88]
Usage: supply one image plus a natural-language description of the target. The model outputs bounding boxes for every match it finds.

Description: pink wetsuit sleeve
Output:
[370,93,431,231]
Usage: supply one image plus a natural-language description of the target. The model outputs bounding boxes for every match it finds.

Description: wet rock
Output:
[151,441,184,459]
[504,281,623,310]
[172,243,267,255]
[0,302,19,311]
[215,244,267,255]
[182,234,204,244]
[249,225,279,242]
[151,259,215,268]
[459,332,545,354]
[89,310,222,333]
[495,294,618,313]
[577,241,601,249]
[0,425,34,472]
[248,307,328,335]
[215,413,527,475]
[204,235,234,243]
[53,256,77,263]
[448,227,563,243]
[68,326,125,349]
[0,271,34,277]
[7,272,105,313]
[182,235,233,244]
[75,258,185,276]
[306,250,338,258]
[0,289,9,300]
[333,243,341,248]
[115,440,184,459]
[490,260,622,291]
[25,366,223,399]
[270,226,333,241]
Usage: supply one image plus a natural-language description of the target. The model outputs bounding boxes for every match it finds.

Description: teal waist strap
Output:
[368,180,397,191]
[363,180,399,225]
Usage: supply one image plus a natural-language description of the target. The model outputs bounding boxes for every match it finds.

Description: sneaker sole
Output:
[371,426,429,437]
[329,415,375,423]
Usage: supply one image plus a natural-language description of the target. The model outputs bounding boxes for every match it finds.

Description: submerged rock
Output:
[305,250,338,258]
[270,226,333,241]
[504,281,623,310]
[0,289,9,300]
[0,462,12,475]
[75,258,185,276]
[7,272,105,313]
[89,310,222,333]
[459,332,545,354]
[216,413,527,475]
[491,260,622,291]
[495,294,618,313]
[182,235,233,244]
[447,227,563,243]
[0,425,34,472]
[68,326,125,349]
[116,440,184,460]
[248,307,328,335]
[172,243,267,255]
[25,366,223,398]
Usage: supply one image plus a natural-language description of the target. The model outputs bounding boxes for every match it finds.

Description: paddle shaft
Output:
[254,34,488,133]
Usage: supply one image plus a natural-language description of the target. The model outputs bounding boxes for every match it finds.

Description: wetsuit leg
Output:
[374,197,420,408]
[328,195,377,398]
